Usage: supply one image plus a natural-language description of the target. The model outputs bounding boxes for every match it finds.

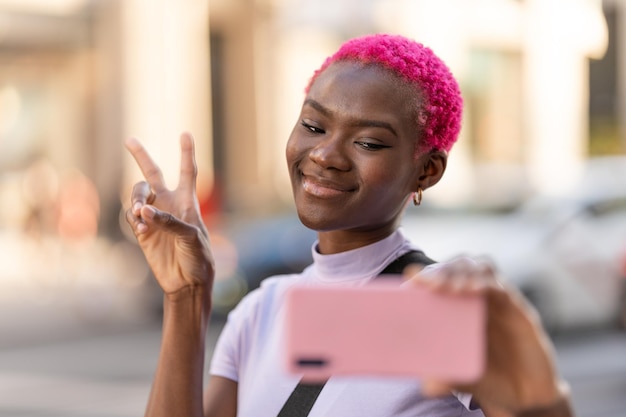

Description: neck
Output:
[316,227,398,255]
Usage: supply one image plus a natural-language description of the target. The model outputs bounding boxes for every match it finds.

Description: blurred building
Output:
[210,0,613,210]
[0,0,621,238]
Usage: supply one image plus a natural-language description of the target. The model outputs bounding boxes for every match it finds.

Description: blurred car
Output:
[402,157,626,333]
[206,157,626,331]
[210,213,317,316]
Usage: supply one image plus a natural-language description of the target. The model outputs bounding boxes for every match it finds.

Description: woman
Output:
[126,34,575,417]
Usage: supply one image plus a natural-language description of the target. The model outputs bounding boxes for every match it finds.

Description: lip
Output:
[301,174,354,198]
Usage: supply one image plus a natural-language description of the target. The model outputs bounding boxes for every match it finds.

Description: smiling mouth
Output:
[301,175,354,198]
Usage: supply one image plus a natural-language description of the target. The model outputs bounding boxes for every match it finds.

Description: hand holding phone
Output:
[283,279,486,383]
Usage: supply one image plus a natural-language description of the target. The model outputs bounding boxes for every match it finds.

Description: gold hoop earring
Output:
[413,188,423,206]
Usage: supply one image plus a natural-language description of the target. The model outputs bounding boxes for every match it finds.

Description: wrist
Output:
[165,282,211,301]
[164,283,212,318]
[516,382,574,417]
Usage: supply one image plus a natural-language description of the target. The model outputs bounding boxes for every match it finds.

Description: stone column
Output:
[120,0,212,193]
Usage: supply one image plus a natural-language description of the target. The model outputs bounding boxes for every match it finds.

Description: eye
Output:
[301,120,325,134]
[355,141,391,151]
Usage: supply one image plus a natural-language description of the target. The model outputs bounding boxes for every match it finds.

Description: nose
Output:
[308,135,351,171]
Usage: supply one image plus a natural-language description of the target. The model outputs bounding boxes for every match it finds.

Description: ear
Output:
[414,150,447,191]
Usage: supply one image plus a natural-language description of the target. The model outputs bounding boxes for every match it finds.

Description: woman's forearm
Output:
[145,285,212,417]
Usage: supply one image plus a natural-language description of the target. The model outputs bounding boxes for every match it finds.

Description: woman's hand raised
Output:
[125,133,214,297]
[404,258,573,417]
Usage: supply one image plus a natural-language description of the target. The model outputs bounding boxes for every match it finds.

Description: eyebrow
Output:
[303,98,399,137]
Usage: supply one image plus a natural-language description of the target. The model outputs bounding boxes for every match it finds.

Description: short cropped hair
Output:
[306,34,463,153]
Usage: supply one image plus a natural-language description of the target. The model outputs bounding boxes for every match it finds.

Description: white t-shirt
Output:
[209,229,484,417]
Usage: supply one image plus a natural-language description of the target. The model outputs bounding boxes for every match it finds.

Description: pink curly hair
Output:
[306,34,463,153]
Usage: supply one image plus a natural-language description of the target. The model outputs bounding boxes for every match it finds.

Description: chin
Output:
[296,212,324,232]
[295,207,337,232]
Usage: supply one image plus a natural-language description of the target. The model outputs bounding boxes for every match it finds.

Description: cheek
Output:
[285,133,298,167]
[285,129,304,163]
[362,160,415,197]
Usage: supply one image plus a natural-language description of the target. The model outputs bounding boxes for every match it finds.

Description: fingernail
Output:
[143,205,156,219]
[133,202,142,214]
[137,223,148,234]
[126,137,139,148]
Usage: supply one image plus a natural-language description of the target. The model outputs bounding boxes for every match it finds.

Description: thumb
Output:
[141,205,196,237]
[421,380,454,398]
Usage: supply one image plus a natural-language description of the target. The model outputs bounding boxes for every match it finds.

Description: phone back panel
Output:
[283,280,485,383]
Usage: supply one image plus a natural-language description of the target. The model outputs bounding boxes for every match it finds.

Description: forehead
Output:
[305,61,419,127]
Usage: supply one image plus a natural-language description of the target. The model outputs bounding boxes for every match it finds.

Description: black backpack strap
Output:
[276,381,326,417]
[378,250,436,275]
[277,249,436,417]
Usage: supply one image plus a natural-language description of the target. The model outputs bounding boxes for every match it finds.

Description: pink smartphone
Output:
[283,279,486,383]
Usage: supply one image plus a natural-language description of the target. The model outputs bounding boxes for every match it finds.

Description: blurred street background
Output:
[1,0,626,416]
[0,319,624,417]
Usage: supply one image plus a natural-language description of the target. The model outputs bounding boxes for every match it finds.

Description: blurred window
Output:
[465,48,525,164]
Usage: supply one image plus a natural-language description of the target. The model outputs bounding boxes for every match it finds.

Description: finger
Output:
[416,257,478,292]
[125,206,148,235]
[140,205,197,237]
[130,181,155,215]
[401,263,426,281]
[125,137,167,193]
[447,258,499,293]
[443,256,505,290]
[472,257,501,284]
[405,256,499,295]
[421,380,454,398]
[177,132,198,192]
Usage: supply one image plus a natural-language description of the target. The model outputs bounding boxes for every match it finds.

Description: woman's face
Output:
[286,61,429,242]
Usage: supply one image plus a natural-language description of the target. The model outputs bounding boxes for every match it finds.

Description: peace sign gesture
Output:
[125,133,214,297]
